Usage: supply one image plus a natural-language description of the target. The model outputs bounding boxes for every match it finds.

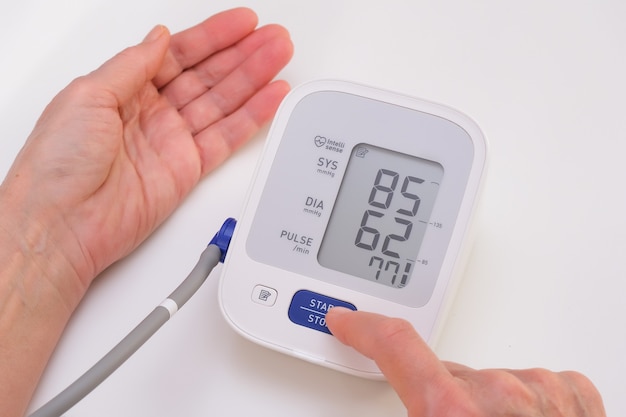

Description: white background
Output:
[1,1,624,416]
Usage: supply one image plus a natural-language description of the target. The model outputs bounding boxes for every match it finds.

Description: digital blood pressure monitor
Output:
[218,80,487,378]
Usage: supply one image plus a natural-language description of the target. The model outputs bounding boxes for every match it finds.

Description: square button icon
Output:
[251,285,278,306]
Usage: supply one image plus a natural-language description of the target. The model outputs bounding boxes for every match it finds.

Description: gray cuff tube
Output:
[29,244,222,417]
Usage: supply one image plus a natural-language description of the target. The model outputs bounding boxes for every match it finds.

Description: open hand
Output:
[0,8,293,298]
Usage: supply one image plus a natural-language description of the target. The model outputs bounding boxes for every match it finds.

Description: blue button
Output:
[288,290,357,335]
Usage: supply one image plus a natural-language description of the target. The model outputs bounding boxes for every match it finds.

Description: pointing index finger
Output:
[326,308,453,411]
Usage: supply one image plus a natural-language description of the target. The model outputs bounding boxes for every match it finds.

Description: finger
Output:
[153,7,259,88]
[179,35,293,135]
[194,79,291,175]
[325,308,452,410]
[160,24,291,109]
[85,25,170,106]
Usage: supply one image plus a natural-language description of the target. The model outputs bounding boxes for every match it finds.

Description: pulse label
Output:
[280,229,313,255]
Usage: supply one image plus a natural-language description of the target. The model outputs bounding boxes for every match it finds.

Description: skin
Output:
[326,307,607,417]
[0,8,293,416]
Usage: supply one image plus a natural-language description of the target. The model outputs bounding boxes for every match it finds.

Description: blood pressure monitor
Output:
[218,80,487,378]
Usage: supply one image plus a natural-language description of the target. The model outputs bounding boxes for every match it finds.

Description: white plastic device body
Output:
[218,80,487,379]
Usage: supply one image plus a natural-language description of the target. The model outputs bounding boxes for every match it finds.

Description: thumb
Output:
[326,308,452,412]
[87,25,170,105]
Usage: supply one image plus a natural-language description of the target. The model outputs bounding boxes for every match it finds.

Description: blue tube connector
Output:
[209,218,237,263]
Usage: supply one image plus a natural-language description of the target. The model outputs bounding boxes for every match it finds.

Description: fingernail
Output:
[143,25,167,43]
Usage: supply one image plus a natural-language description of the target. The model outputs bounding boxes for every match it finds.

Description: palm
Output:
[73,85,203,273]
[13,9,292,283]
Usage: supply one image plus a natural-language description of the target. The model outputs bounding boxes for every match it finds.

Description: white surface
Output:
[1,1,624,416]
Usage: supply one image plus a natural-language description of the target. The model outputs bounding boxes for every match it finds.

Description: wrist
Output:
[0,183,88,312]
[0,182,90,416]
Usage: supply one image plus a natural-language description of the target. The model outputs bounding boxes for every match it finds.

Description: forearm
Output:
[0,188,87,417]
